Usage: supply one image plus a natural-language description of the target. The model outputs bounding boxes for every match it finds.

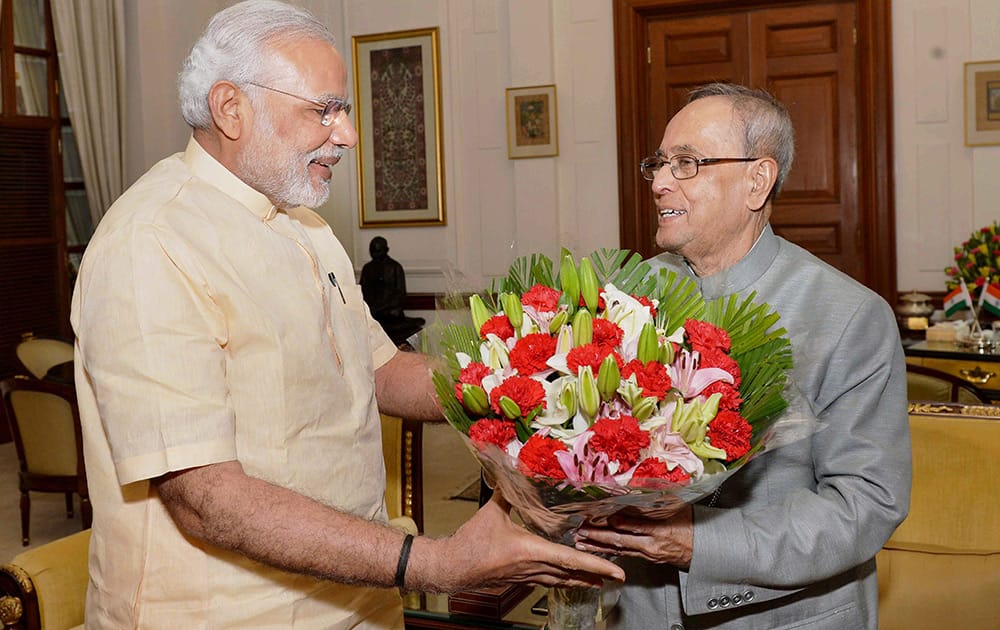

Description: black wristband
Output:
[394,534,414,589]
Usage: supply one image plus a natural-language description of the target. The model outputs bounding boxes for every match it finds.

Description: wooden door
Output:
[614,0,896,300]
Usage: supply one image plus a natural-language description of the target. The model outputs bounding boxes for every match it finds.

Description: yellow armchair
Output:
[0,528,90,630]
[877,403,1000,629]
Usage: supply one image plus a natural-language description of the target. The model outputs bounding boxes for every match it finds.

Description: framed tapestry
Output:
[505,84,558,159]
[352,28,445,227]
[964,59,1000,147]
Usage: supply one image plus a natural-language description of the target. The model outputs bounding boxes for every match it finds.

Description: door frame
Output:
[613,0,896,302]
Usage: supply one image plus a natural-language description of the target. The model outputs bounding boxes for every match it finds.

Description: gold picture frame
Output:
[964,59,1000,147]
[505,84,558,159]
[352,28,446,227]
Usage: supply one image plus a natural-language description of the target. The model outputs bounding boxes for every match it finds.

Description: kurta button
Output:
[719,596,732,607]
[744,590,755,602]
[707,598,719,609]
[733,594,743,605]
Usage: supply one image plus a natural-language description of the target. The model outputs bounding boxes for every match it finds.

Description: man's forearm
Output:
[374,350,443,421]
[155,460,412,587]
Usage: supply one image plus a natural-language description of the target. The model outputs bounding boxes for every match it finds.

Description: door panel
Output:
[754,3,859,277]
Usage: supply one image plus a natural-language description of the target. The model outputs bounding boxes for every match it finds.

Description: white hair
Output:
[177,0,336,130]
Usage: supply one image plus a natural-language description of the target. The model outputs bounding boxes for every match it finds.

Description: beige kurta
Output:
[71,138,403,628]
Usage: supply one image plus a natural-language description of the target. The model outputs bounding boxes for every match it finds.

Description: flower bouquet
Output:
[945,220,1000,301]
[431,249,804,629]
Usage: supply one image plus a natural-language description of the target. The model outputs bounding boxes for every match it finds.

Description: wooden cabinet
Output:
[905,341,1000,403]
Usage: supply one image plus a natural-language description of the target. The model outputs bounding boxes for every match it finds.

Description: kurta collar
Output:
[181,136,277,221]
[691,224,780,300]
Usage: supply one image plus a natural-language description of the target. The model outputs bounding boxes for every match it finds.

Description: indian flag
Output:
[978,282,1000,318]
[943,283,971,317]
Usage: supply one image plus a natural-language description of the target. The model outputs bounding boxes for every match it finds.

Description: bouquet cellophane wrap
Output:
[462,385,817,545]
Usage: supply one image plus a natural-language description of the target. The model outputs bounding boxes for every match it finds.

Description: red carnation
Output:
[509,333,558,375]
[707,410,752,461]
[698,347,741,386]
[518,434,567,478]
[592,318,625,350]
[684,318,731,353]
[522,284,562,313]
[629,458,691,487]
[480,314,515,340]
[588,415,650,469]
[621,359,672,400]
[458,362,492,386]
[489,376,546,416]
[455,362,494,404]
[469,419,517,450]
[567,343,621,376]
[700,380,743,411]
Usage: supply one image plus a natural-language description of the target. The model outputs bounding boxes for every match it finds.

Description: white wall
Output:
[123,0,999,297]
[893,0,1000,293]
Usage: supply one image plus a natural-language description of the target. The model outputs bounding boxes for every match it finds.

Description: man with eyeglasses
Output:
[575,83,910,629]
[69,1,622,628]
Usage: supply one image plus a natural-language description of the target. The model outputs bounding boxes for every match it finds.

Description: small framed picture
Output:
[964,59,1000,147]
[505,84,558,159]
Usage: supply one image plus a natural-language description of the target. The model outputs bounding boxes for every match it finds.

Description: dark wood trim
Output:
[613,0,897,303]
[402,293,439,312]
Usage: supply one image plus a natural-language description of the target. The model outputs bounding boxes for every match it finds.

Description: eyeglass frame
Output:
[247,82,351,127]
[639,151,759,181]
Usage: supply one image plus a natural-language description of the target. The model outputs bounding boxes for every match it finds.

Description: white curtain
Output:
[52,0,126,225]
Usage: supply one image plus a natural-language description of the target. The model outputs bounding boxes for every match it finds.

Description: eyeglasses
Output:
[247,82,351,127]
[639,154,758,181]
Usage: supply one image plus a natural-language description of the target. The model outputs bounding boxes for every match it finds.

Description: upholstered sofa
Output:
[876,402,1000,629]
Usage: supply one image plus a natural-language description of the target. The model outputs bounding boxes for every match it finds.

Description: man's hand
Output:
[573,504,694,569]
[407,492,625,592]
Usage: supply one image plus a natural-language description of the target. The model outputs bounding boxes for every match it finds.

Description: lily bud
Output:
[501,292,523,330]
[597,354,621,402]
[470,294,492,334]
[461,383,490,416]
[579,257,600,313]
[632,396,659,422]
[548,309,569,334]
[559,253,581,310]
[555,323,574,354]
[498,395,522,420]
[637,322,660,364]
[578,366,600,419]
[660,341,675,365]
[572,309,593,347]
[690,440,728,461]
[559,381,579,418]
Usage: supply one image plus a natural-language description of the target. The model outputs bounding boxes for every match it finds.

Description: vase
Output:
[546,585,599,630]
[545,580,620,630]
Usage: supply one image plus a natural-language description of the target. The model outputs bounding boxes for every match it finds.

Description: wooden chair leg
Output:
[81,495,92,530]
[65,492,75,518]
[20,491,30,546]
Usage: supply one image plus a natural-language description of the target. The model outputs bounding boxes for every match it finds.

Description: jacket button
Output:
[707,598,719,609]
[670,625,684,630]
[744,590,755,602]
[732,593,743,605]
[719,596,732,607]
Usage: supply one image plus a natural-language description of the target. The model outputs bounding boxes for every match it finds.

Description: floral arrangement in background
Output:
[432,249,798,529]
[945,221,1000,301]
